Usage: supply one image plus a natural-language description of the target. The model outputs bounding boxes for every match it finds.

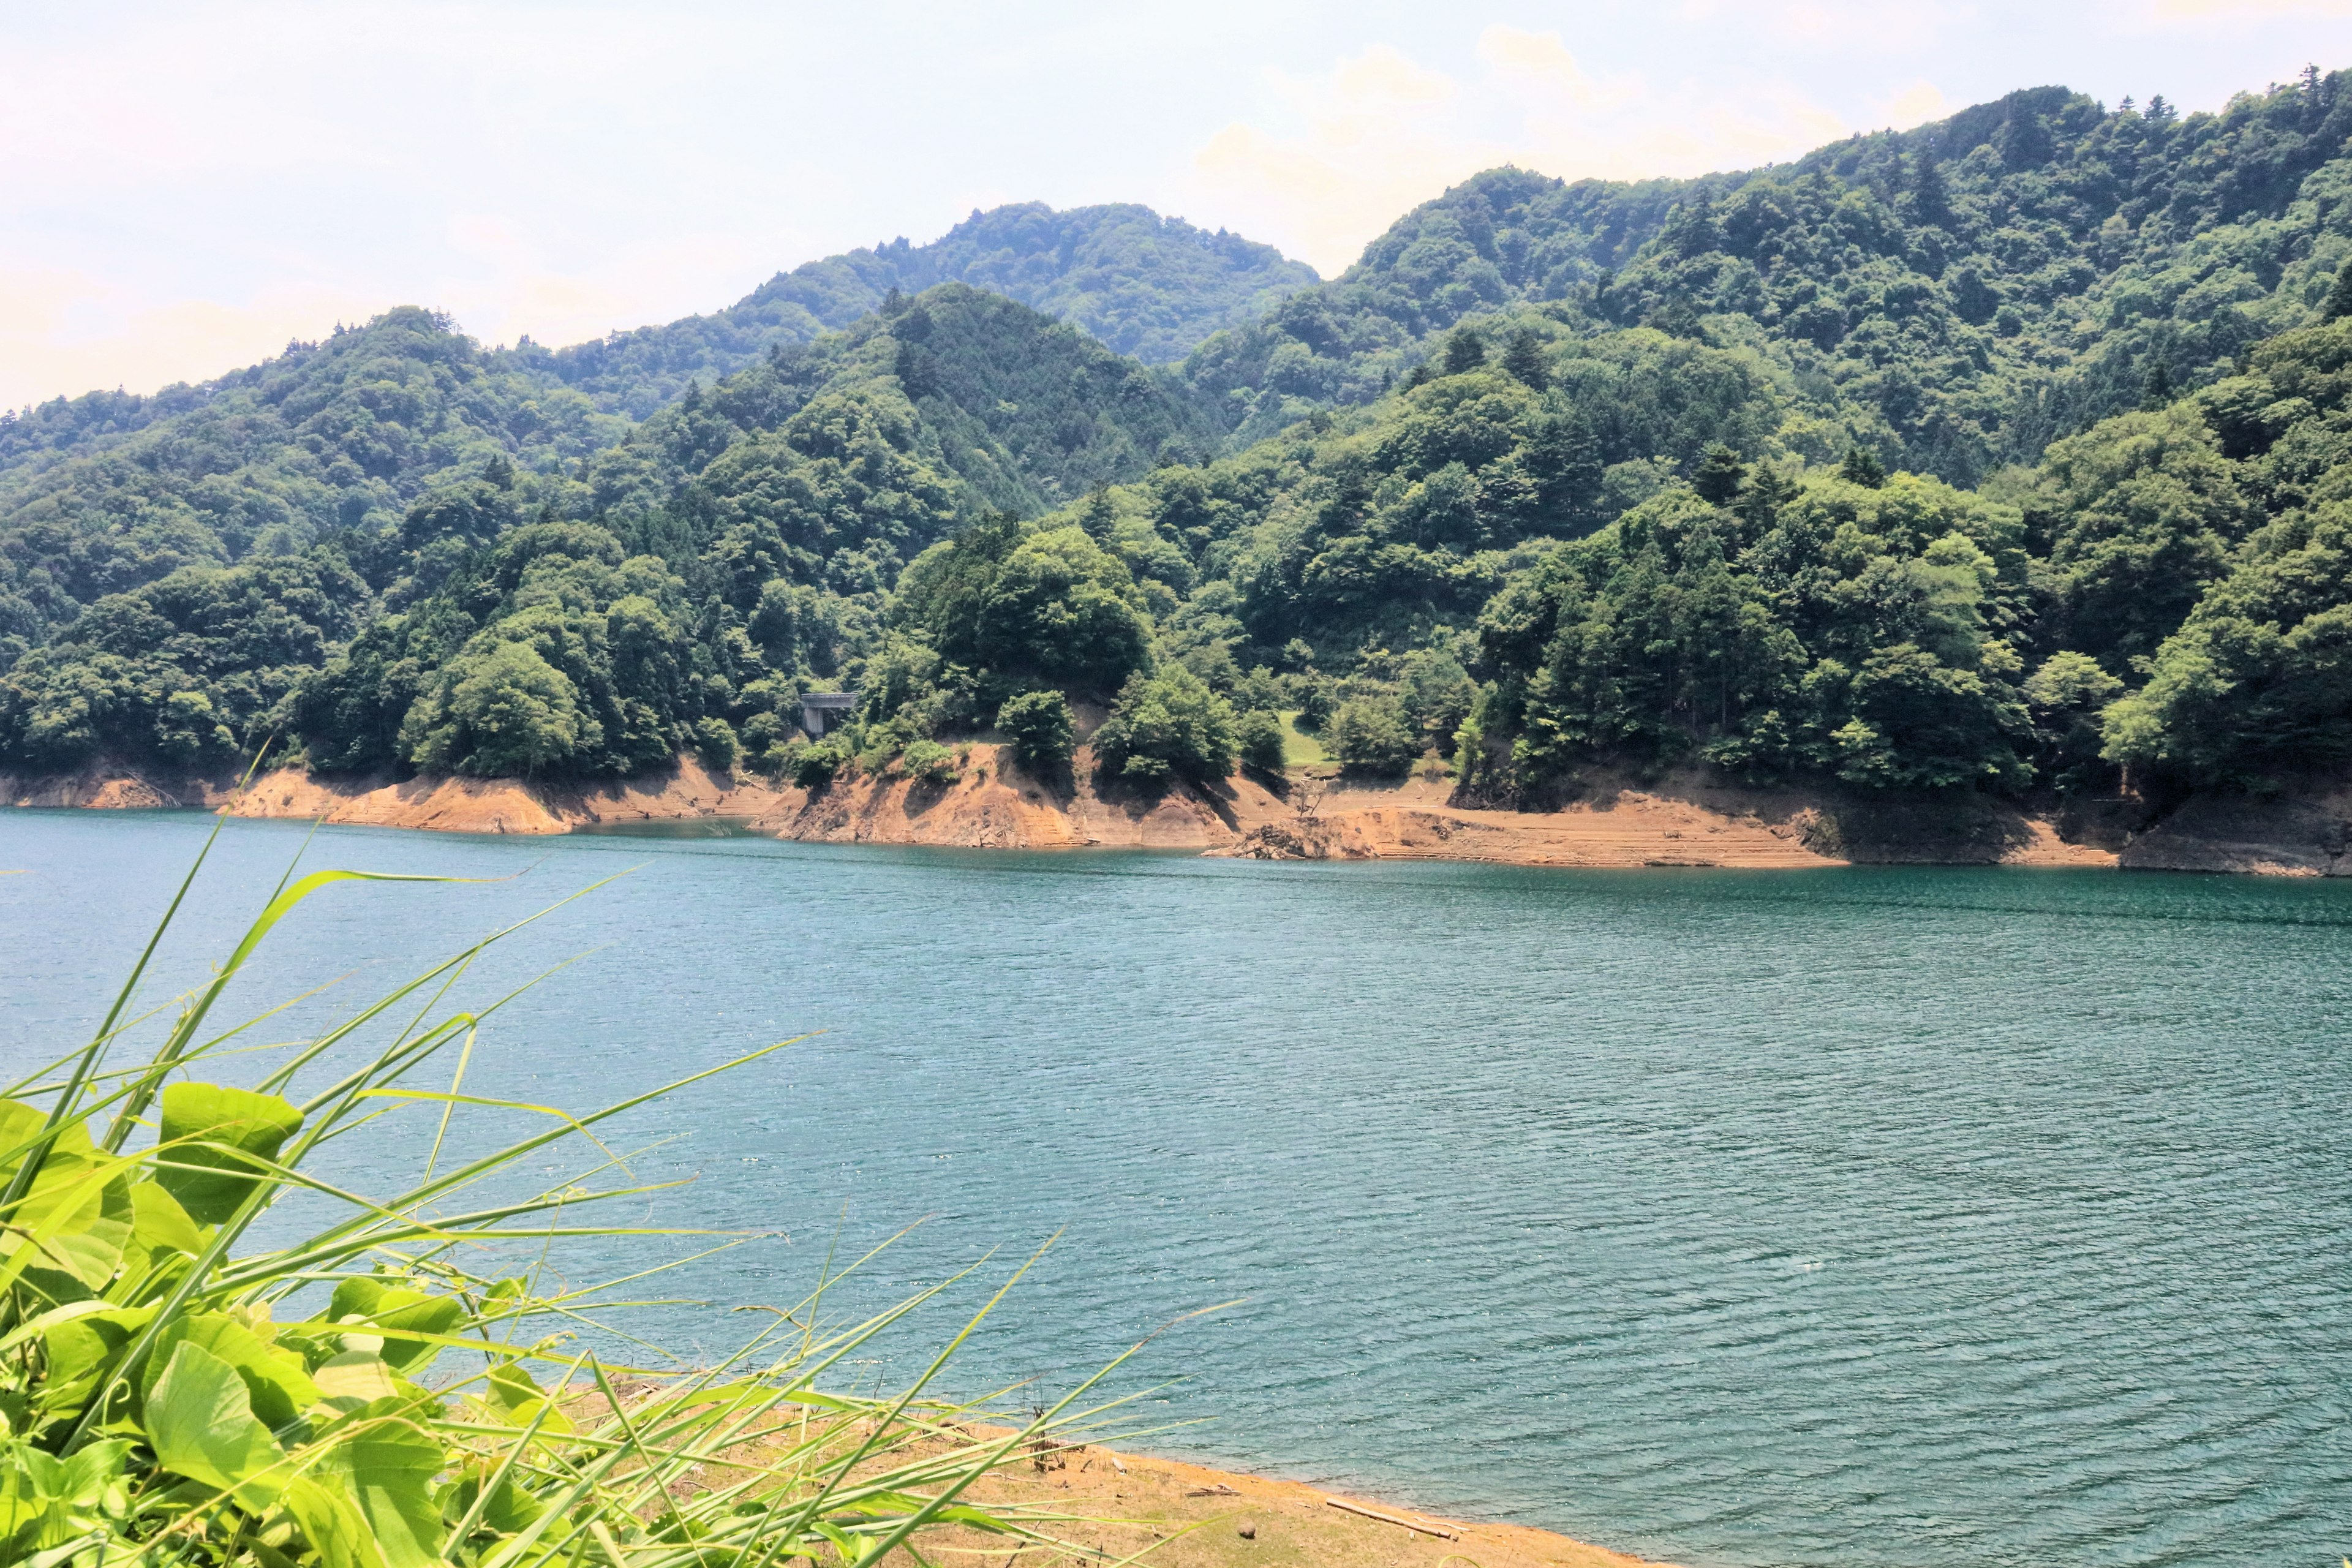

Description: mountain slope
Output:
[520,202,1317,416]
[1189,77,2352,480]
[0,285,1221,777]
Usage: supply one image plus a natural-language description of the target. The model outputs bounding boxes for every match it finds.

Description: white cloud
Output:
[1182,46,1515,279]
[1174,29,1896,277]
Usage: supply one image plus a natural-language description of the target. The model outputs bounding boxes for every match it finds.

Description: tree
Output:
[1329,695,1417,776]
[1400,650,1476,744]
[995,688,1074,774]
[692,715,742,774]
[1693,445,1748,505]
[1235,707,1287,774]
[2322,257,2352,322]
[405,641,590,778]
[2022,650,2124,794]
[1501,328,1548,390]
[974,527,1154,692]
[1442,327,1489,376]
[1839,447,1887,488]
[1089,668,1237,786]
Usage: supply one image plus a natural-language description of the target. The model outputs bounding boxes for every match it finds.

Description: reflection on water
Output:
[4,810,2347,1568]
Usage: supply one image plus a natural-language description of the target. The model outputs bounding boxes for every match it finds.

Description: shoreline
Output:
[951,1429,1676,1568]
[5,750,2348,876]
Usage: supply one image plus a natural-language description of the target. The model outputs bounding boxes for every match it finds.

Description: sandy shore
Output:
[945,1430,1674,1568]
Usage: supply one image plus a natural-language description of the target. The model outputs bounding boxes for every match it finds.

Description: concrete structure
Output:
[796,692,859,738]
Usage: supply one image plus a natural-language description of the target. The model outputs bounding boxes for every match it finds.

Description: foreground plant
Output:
[0,829,1133,1567]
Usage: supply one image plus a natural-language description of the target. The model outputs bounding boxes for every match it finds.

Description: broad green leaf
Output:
[33,1308,152,1421]
[311,1405,446,1568]
[156,1082,303,1224]
[53,1439,132,1510]
[145,1340,287,1509]
[325,1277,462,1376]
[312,1351,396,1412]
[285,1475,384,1568]
[0,1439,61,1553]
[448,1463,547,1537]
[107,1182,206,1304]
[0,1100,94,1185]
[0,1147,129,1300]
[39,1175,134,1292]
[481,1361,573,1435]
[142,1312,320,1431]
[0,1434,135,1556]
[127,1181,205,1259]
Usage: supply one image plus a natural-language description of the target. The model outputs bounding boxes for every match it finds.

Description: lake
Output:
[4,809,2346,1567]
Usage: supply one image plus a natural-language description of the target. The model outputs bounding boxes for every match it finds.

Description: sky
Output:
[6,0,2352,409]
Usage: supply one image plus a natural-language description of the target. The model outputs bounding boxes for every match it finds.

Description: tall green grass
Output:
[0,824,1144,1567]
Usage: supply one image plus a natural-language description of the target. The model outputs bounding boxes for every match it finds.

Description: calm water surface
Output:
[4,810,2347,1568]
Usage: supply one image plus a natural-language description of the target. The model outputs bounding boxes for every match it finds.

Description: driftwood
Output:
[1185,1482,1240,1498]
[1324,1496,1460,1540]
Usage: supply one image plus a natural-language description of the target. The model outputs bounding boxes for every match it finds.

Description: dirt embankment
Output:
[10,754,2350,875]
[0,759,793,835]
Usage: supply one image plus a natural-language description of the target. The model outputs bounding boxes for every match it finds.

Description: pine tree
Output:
[1839,447,1887,488]
[1910,149,1951,229]
[2323,257,2352,322]
[1442,327,1488,376]
[1501,328,1548,390]
[1693,445,1747,506]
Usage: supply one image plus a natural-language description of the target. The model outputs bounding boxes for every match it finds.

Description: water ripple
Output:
[2,814,2347,1568]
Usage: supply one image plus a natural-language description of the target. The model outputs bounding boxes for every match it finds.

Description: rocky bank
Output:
[6,752,2348,875]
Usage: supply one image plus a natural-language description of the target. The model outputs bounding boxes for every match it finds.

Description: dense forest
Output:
[5,73,2352,814]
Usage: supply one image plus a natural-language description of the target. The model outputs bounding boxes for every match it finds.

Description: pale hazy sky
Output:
[6,0,2352,409]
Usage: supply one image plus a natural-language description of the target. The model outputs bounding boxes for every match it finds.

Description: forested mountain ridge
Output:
[1188,75,2352,479]
[0,201,1306,483]
[7,69,2352,833]
[516,203,1318,416]
[0,285,1218,778]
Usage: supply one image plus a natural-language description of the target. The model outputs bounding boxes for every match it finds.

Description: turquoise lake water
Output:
[4,809,2347,1567]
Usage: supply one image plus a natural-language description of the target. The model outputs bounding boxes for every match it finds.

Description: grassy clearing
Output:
[1275,713,1330,770]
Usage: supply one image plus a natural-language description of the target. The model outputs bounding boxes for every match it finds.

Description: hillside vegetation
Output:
[7,72,2352,816]
[537,203,1318,414]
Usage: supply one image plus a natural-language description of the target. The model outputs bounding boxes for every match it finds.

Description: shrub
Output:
[1091,668,1238,786]
[996,688,1076,774]
[1293,678,1335,733]
[1400,651,1477,744]
[1330,695,1418,776]
[899,737,960,784]
[741,709,788,755]
[1237,707,1287,774]
[692,714,742,772]
[793,734,850,788]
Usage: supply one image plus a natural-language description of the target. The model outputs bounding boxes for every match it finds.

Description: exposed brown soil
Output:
[908,1430,1671,1568]
[743,744,1286,850]
[19,752,2352,876]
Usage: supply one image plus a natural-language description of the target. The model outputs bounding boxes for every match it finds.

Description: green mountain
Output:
[1188,78,2352,478]
[522,202,1318,416]
[7,72,2352,818]
[0,285,1218,778]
